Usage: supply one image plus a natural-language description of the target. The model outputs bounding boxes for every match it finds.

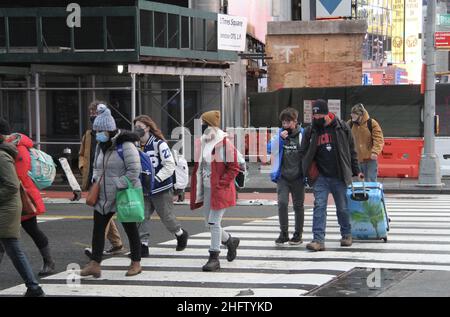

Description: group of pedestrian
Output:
[0,97,384,295]
[0,118,49,297]
[269,100,383,251]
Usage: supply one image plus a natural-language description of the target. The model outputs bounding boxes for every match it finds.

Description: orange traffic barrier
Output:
[378,138,424,178]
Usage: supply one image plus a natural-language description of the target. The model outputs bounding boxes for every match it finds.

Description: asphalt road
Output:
[0,203,281,291]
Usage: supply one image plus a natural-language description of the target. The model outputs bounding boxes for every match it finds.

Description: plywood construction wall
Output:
[266,34,365,91]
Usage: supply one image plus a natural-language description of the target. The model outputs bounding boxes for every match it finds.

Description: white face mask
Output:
[351,114,360,123]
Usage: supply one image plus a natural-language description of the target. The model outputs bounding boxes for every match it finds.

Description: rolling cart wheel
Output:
[383,238,388,243]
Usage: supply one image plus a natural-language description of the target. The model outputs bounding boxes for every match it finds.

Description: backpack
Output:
[235,150,248,189]
[117,143,154,196]
[172,149,189,191]
[222,139,248,189]
[28,148,57,190]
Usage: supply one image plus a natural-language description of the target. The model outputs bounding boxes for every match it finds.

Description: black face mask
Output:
[135,127,146,138]
[202,124,209,134]
[313,118,326,128]
[90,116,96,124]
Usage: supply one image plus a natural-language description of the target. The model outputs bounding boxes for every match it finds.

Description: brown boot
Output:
[126,261,142,277]
[80,260,101,278]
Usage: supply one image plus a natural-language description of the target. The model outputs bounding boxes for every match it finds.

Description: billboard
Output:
[404,0,422,83]
[392,0,405,63]
[316,0,352,19]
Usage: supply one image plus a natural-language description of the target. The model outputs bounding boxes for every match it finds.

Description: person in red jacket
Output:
[0,118,55,276]
[190,111,241,272]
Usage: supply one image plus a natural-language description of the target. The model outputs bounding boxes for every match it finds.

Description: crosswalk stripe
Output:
[3,195,450,297]
[0,284,309,297]
[192,231,450,242]
[223,225,450,235]
[158,239,450,252]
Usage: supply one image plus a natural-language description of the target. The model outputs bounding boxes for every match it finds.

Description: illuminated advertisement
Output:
[392,0,404,63]
[404,0,422,83]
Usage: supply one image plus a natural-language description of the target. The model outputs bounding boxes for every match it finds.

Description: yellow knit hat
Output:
[201,111,221,128]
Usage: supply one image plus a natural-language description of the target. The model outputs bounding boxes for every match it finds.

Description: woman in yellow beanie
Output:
[190,111,241,272]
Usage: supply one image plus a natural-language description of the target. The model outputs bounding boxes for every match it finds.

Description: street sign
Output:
[435,31,450,49]
[439,14,450,26]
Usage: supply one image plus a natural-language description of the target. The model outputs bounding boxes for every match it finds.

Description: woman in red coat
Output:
[190,111,241,272]
[0,120,55,276]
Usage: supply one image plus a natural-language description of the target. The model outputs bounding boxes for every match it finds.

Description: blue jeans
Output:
[0,238,41,291]
[312,175,352,243]
[202,186,230,252]
[359,160,378,182]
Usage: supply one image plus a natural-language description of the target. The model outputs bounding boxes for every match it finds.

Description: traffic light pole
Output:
[418,0,443,187]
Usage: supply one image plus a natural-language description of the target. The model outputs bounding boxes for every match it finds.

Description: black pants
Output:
[277,177,305,235]
[21,216,49,250]
[92,211,141,263]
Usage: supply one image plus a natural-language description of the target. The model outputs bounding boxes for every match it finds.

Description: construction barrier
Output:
[378,138,424,178]
[226,128,276,163]
[436,137,450,176]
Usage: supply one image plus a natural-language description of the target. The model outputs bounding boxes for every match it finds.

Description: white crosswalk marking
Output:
[3,195,450,297]
[36,217,63,224]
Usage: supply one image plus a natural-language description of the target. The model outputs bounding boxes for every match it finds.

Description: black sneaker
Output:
[176,229,189,251]
[141,244,149,258]
[275,232,289,246]
[24,287,45,297]
[84,247,93,259]
[103,245,126,256]
[289,232,303,245]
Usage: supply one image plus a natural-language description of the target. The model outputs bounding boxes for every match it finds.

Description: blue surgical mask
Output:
[96,132,110,143]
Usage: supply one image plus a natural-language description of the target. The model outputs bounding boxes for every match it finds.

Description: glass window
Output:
[0,17,5,48]
[181,16,190,49]
[9,17,36,47]
[74,17,103,50]
[154,12,168,48]
[42,17,71,49]
[168,14,179,49]
[140,10,154,47]
[107,16,135,50]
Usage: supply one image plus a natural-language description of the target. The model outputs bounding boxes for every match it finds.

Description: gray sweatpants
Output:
[137,189,182,245]
[277,177,305,235]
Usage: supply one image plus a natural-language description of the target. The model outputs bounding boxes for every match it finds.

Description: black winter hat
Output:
[0,118,11,135]
[312,99,329,115]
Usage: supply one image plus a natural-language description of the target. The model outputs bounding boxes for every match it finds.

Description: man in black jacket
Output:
[300,100,363,251]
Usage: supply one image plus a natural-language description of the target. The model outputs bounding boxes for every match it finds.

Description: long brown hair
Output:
[133,115,166,141]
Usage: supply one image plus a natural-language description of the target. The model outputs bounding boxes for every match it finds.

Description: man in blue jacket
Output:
[267,108,305,246]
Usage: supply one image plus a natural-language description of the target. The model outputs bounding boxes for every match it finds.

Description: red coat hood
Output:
[8,133,34,149]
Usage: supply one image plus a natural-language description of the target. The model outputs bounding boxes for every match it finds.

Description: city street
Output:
[2,193,450,297]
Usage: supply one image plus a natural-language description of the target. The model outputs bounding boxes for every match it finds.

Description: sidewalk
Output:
[45,162,450,203]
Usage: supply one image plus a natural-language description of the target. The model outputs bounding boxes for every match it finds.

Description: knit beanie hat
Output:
[351,103,366,116]
[93,104,117,131]
[201,111,221,128]
[0,117,11,135]
[312,99,329,115]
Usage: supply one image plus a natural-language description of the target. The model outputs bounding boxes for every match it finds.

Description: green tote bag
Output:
[116,177,145,223]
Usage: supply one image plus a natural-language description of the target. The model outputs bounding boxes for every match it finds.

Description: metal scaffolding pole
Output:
[78,77,83,139]
[34,73,41,150]
[26,76,32,138]
[180,75,185,155]
[92,75,96,101]
[221,76,225,129]
[131,73,136,131]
